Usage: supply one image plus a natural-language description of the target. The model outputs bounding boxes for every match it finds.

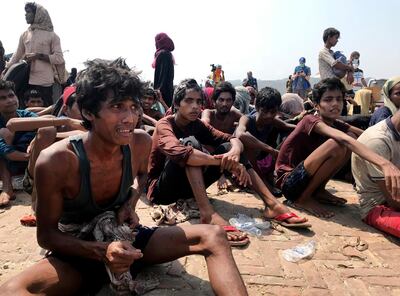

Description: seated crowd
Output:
[0,58,400,295]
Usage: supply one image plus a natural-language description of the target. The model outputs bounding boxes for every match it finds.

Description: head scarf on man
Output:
[383,76,400,115]
[151,33,175,68]
[29,3,53,32]
[280,93,304,117]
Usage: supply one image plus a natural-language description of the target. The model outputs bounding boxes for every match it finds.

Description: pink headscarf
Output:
[152,33,175,68]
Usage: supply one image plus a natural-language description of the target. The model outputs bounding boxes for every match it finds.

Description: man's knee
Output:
[0,278,26,295]
[36,126,57,142]
[325,139,348,158]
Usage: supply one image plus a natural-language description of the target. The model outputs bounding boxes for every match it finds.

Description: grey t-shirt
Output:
[351,118,400,218]
[318,47,337,80]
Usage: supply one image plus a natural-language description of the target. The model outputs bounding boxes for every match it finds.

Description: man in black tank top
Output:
[1,59,248,295]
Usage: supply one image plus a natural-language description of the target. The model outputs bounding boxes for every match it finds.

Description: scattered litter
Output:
[229,213,271,237]
[282,240,317,262]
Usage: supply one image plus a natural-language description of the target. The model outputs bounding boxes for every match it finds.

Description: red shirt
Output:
[275,115,350,188]
[147,115,232,200]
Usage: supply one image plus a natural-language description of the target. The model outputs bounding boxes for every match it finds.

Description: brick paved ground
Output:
[0,180,399,295]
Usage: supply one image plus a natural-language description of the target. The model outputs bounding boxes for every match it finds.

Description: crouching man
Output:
[352,110,400,238]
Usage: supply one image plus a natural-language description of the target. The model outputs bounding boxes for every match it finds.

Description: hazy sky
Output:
[2,0,399,84]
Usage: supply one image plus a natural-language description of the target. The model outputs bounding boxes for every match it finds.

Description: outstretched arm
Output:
[314,122,400,197]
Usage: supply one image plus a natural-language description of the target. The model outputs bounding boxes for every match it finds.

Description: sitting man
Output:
[352,110,400,238]
[139,87,164,133]
[0,59,248,296]
[201,82,244,190]
[0,80,37,207]
[148,79,309,236]
[235,87,296,195]
[6,85,85,216]
[201,81,243,135]
[275,78,400,218]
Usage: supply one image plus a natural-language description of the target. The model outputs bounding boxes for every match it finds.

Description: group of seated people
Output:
[0,58,399,295]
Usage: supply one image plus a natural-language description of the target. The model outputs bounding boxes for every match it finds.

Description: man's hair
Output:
[0,80,15,92]
[76,58,146,130]
[255,87,282,110]
[172,78,203,107]
[323,27,340,43]
[24,89,41,102]
[143,87,157,101]
[312,78,346,104]
[211,81,236,102]
[350,51,360,59]
[24,2,37,13]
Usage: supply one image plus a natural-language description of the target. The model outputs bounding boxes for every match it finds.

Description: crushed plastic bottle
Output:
[282,240,317,262]
[229,214,271,237]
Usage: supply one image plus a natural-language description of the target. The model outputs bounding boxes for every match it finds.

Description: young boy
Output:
[0,59,248,296]
[148,79,309,236]
[140,87,163,123]
[24,89,44,108]
[275,78,400,218]
[235,87,295,195]
[0,80,37,206]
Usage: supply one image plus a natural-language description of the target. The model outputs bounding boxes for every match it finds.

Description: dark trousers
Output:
[152,136,251,205]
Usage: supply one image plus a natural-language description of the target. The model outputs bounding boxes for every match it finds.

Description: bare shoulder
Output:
[231,109,243,120]
[35,137,78,176]
[130,130,152,155]
[201,108,212,119]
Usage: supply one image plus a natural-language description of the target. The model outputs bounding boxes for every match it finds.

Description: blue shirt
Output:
[369,106,392,127]
[292,65,311,90]
[0,109,38,157]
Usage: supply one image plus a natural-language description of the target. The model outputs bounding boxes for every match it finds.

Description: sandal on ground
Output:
[222,225,250,247]
[20,214,36,227]
[267,212,312,229]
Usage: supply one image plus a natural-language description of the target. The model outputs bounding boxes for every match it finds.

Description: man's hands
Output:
[382,162,400,201]
[25,53,49,63]
[231,163,252,187]
[214,147,241,172]
[117,200,140,228]
[105,241,143,274]
[25,53,40,63]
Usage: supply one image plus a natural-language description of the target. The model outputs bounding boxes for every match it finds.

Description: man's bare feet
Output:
[314,189,347,206]
[0,190,15,207]
[263,202,308,224]
[288,199,334,218]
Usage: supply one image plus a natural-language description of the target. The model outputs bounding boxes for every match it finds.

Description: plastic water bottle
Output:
[229,214,270,237]
[282,240,317,262]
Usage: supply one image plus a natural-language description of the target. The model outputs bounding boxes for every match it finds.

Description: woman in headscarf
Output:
[369,76,400,126]
[153,33,175,107]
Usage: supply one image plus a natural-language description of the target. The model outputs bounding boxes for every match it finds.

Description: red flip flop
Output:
[20,214,36,227]
[222,225,250,247]
[269,212,312,229]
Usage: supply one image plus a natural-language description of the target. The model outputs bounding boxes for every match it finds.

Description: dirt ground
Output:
[1,180,400,296]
